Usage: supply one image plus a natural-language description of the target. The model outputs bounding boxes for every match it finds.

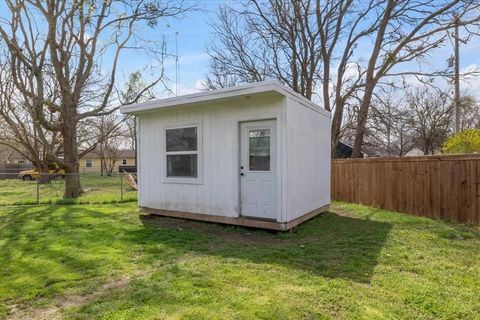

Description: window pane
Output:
[167,154,197,177]
[249,129,270,171]
[166,127,197,152]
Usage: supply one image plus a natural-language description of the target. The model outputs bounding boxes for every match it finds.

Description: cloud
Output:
[460,64,480,96]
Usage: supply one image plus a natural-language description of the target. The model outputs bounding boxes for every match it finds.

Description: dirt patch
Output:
[7,274,139,320]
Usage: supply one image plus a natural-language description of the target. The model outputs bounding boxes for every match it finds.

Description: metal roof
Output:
[120,80,329,117]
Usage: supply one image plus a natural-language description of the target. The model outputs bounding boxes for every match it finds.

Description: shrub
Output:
[443,129,480,154]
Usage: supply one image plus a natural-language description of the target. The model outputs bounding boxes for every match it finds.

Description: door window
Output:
[249,128,270,171]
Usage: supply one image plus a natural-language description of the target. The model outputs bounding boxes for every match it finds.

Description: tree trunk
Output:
[37,162,52,184]
[351,0,395,158]
[331,97,345,158]
[64,161,82,198]
[63,108,82,198]
[351,92,372,158]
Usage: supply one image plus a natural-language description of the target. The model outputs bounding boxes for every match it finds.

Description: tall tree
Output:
[207,0,323,99]
[0,0,191,197]
[207,0,480,157]
[350,0,480,157]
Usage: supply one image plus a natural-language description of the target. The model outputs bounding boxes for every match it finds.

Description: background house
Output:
[80,149,136,174]
[0,145,33,178]
[0,145,31,164]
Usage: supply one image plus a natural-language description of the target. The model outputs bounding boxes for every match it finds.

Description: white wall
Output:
[137,94,283,218]
[137,92,330,223]
[282,97,331,222]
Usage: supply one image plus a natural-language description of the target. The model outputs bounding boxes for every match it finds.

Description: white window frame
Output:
[85,158,93,168]
[163,121,203,184]
[122,159,127,165]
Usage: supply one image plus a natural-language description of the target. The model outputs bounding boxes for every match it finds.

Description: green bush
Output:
[443,129,480,154]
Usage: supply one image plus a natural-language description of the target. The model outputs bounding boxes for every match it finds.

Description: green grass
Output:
[0,202,479,319]
[0,175,137,206]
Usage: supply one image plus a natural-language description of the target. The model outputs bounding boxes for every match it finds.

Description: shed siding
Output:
[137,95,283,218]
[284,97,331,221]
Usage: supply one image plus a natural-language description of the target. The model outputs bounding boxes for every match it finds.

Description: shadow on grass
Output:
[0,204,391,314]
[137,210,392,283]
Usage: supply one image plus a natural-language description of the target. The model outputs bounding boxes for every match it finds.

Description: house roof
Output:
[81,149,135,159]
[120,80,329,117]
[334,141,365,159]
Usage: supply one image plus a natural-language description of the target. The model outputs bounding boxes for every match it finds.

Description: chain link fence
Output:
[0,172,137,206]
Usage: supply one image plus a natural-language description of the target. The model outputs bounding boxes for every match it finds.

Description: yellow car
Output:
[18,166,65,181]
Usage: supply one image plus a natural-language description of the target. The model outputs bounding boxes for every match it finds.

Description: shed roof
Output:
[120,80,329,116]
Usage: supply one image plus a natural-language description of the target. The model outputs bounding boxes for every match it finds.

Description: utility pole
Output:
[175,31,179,96]
[454,15,460,133]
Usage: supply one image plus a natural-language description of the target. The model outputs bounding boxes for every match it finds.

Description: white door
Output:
[240,120,277,220]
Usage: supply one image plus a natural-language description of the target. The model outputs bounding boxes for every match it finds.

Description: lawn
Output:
[0,175,137,206]
[0,202,479,319]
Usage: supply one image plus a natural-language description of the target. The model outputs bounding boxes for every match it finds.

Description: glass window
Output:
[122,159,127,165]
[249,128,270,171]
[166,154,198,177]
[165,126,198,178]
[85,159,93,168]
[166,127,197,152]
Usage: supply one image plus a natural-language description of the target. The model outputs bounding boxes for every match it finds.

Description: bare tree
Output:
[407,89,453,155]
[207,0,480,158]
[207,0,323,99]
[0,0,192,197]
[350,0,480,157]
[92,114,128,175]
[0,60,62,182]
[365,92,415,156]
[119,71,156,161]
[458,95,480,130]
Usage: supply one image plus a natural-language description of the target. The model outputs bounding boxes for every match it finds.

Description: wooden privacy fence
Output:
[332,154,480,224]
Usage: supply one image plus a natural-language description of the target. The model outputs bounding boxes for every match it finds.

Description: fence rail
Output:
[0,172,137,206]
[332,154,480,224]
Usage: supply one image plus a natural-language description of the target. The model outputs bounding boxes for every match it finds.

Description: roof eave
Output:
[120,80,329,117]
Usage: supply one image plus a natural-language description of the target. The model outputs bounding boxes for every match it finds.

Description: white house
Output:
[120,81,331,230]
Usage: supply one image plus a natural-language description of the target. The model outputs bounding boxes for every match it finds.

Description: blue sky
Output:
[117,0,231,96]
[1,1,479,99]
[141,1,480,99]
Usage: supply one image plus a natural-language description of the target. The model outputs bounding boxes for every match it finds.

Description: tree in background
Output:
[0,0,191,197]
[91,114,128,176]
[365,92,415,156]
[0,61,62,182]
[120,71,156,154]
[206,0,480,157]
[407,89,453,155]
[206,1,323,99]
[458,95,480,131]
[443,129,480,154]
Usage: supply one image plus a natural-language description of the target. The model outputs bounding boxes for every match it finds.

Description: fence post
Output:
[120,172,124,203]
[36,178,40,205]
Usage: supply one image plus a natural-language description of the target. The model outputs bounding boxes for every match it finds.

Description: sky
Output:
[138,0,480,100]
[1,0,479,100]
[116,0,230,97]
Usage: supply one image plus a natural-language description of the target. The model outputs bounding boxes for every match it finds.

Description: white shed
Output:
[120,81,330,230]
